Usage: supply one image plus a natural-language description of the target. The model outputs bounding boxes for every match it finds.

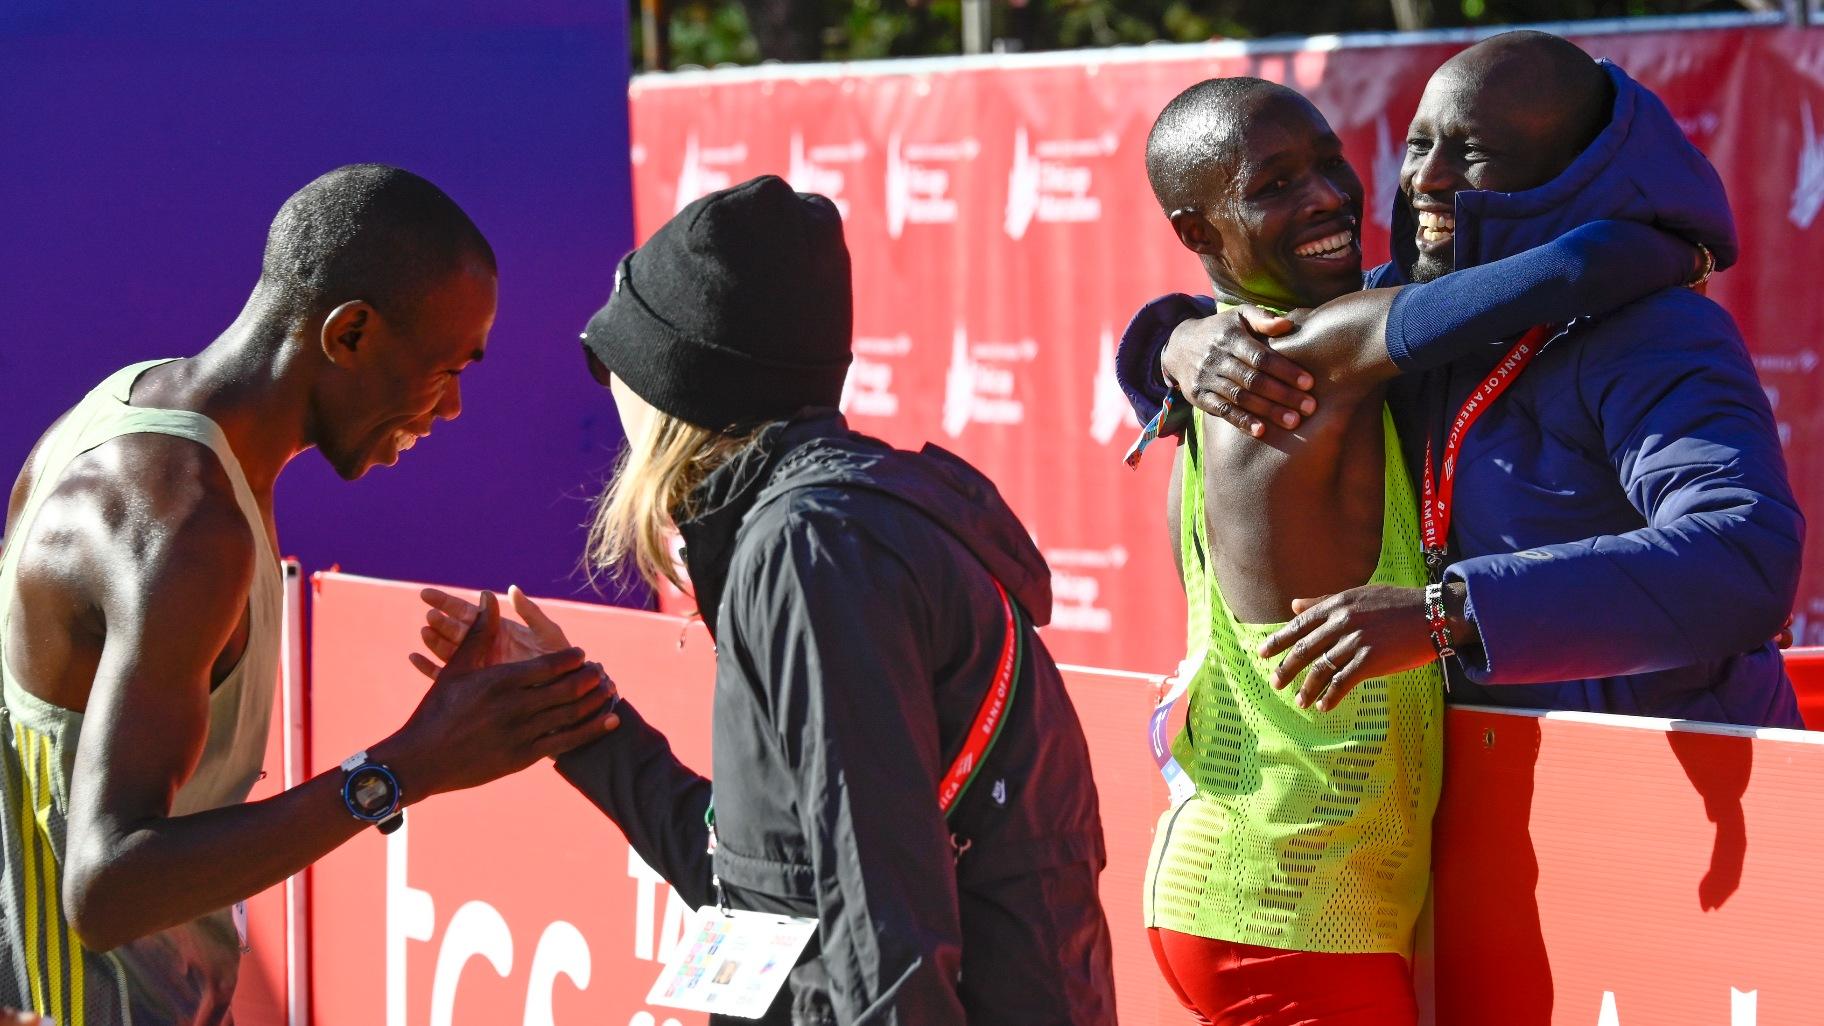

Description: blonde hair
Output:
[586,411,767,594]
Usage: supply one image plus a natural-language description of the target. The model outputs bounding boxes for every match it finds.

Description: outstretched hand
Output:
[1162,305,1317,437]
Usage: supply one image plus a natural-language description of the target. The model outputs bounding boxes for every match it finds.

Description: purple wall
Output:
[0,2,642,604]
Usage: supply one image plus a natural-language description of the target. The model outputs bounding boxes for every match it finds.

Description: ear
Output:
[1169,208,1221,258]
[320,301,374,368]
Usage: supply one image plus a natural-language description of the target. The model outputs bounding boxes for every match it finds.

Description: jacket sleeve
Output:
[1116,220,1691,429]
[553,700,716,908]
[1115,292,1215,429]
[1384,219,1695,373]
[728,512,967,1025]
[1448,294,1806,684]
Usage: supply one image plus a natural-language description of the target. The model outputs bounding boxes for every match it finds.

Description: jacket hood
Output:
[677,411,1053,634]
[1390,60,1738,279]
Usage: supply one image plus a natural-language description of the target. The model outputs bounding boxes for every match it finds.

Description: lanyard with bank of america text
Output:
[1420,324,1554,583]
[704,579,1026,902]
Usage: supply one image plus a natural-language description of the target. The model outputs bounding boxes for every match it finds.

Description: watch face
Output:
[349,767,396,816]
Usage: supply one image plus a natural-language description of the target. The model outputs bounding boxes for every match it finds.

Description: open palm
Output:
[411,585,575,680]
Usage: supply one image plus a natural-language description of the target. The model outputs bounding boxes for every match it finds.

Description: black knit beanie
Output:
[581,175,853,431]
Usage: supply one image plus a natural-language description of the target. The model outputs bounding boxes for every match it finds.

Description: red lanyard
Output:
[937,579,1024,816]
[1420,325,1554,583]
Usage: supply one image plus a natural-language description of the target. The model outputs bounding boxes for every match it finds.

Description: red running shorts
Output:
[1148,927,1419,1026]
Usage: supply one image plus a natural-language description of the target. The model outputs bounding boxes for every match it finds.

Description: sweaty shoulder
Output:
[6,432,256,708]
[21,433,254,630]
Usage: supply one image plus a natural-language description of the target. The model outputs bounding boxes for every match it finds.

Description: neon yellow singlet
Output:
[1142,404,1444,955]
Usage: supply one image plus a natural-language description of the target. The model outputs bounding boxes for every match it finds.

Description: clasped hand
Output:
[390,587,619,798]
[1162,305,1318,436]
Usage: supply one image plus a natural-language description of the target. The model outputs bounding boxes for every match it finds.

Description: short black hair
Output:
[1145,77,1309,215]
[257,164,495,321]
[1446,31,1613,155]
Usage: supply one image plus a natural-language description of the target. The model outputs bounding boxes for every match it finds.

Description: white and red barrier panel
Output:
[1434,706,1824,1025]
[273,573,1824,1024]
[230,561,306,1026]
[629,24,1824,672]
[299,572,1182,1026]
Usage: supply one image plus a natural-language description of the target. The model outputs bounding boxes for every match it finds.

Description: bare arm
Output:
[1262,288,1401,392]
[60,476,614,950]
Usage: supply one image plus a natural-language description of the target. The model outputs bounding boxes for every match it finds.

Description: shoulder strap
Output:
[937,579,1024,819]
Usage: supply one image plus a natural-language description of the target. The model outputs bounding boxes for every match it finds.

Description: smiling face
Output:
[1180,92,1366,310]
[1400,36,1612,282]
[314,256,497,479]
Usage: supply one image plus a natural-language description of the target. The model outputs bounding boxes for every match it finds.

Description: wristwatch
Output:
[339,751,404,834]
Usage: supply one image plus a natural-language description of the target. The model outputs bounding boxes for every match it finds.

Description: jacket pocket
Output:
[713,844,818,905]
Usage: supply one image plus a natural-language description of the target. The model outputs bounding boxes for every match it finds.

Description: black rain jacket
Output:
[556,411,1115,1025]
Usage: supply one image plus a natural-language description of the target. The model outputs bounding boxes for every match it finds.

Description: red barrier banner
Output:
[303,572,1179,1025]
[629,25,1824,672]
[304,574,1824,1024]
[1434,707,1824,1025]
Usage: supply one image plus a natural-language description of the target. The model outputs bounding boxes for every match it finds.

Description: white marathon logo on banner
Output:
[1090,328,1130,445]
[1046,545,1127,633]
[676,134,748,213]
[842,334,913,418]
[1370,116,1403,230]
[789,133,867,219]
[1674,111,1722,140]
[385,820,687,1026]
[1803,596,1824,648]
[1596,988,1757,1024]
[886,134,975,238]
[1790,100,1824,230]
[943,326,1035,436]
[1004,126,1111,239]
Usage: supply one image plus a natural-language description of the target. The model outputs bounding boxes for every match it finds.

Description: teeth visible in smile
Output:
[394,430,419,452]
[1417,210,1455,243]
[1294,230,1355,258]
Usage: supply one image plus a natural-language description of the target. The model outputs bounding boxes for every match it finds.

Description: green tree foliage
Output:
[634,0,1758,70]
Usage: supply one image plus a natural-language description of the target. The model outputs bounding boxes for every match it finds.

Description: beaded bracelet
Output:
[1423,581,1456,661]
